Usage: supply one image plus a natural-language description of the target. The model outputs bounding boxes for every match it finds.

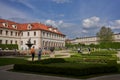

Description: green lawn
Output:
[0,58,27,66]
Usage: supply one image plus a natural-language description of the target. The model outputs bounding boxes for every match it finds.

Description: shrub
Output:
[14,63,118,76]
[90,50,117,55]
[0,44,18,50]
[29,58,66,64]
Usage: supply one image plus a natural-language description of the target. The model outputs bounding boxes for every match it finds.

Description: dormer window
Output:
[27,24,32,30]
[54,29,57,32]
[12,25,17,29]
[53,28,58,32]
[48,28,52,31]
[2,23,8,27]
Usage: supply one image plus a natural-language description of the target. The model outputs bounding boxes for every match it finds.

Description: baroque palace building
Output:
[0,19,66,50]
[71,33,120,45]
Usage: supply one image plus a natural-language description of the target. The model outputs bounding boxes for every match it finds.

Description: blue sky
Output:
[0,0,120,39]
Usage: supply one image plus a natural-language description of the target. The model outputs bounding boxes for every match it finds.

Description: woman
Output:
[30,46,35,61]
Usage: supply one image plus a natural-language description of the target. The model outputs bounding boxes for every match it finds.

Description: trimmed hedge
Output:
[0,44,18,50]
[14,63,118,76]
[70,50,118,64]
[90,50,117,55]
[29,58,66,64]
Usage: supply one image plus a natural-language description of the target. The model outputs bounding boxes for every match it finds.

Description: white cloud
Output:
[44,19,76,28]
[45,19,65,28]
[52,0,71,4]
[109,20,120,29]
[82,30,88,33]
[82,16,100,28]
[45,20,58,27]
[115,20,120,24]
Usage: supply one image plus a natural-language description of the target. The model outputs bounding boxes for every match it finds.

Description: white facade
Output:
[0,19,66,50]
[0,28,20,45]
[71,34,120,45]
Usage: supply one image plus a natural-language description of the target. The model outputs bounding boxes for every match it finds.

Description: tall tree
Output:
[96,26,114,43]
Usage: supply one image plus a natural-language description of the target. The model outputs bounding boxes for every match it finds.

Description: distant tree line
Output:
[66,26,120,49]
[65,42,120,49]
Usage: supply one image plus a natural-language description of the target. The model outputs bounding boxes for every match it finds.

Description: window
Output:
[21,41,23,45]
[49,28,52,31]
[47,33,48,37]
[6,40,8,44]
[0,40,2,44]
[6,31,8,35]
[11,31,13,36]
[12,25,17,29]
[2,23,8,27]
[21,32,23,36]
[27,32,30,36]
[0,30,2,35]
[11,40,13,44]
[34,32,36,36]
[27,24,32,30]
[34,40,36,45]
[15,32,17,36]
[43,32,45,36]
[15,41,17,44]
[54,29,57,32]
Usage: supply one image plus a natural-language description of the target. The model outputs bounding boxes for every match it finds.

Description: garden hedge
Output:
[14,63,118,76]
[0,44,18,50]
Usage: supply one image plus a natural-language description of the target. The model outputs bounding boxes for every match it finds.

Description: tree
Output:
[96,26,114,43]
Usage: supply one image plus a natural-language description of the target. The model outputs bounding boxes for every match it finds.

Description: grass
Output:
[0,58,28,66]
[0,49,120,79]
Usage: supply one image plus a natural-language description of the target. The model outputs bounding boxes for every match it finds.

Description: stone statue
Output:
[28,38,31,44]
[26,38,33,49]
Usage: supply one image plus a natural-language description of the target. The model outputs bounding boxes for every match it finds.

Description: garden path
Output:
[27,50,71,61]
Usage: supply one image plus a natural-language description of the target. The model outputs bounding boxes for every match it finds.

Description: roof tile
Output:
[0,19,65,35]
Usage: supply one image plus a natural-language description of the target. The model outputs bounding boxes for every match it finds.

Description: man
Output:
[38,47,42,61]
[50,47,55,58]
[30,46,35,61]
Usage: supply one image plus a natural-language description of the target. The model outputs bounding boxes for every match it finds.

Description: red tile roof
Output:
[0,19,65,36]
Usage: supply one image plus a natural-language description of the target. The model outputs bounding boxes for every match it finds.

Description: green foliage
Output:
[99,42,120,49]
[0,58,27,66]
[13,49,118,77]
[96,26,114,43]
[88,42,120,49]
[70,50,118,64]
[30,58,66,64]
[90,50,117,55]
[66,42,120,49]
[65,43,85,49]
[0,44,18,50]
[14,63,118,76]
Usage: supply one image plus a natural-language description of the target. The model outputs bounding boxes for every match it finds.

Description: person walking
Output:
[50,47,55,58]
[30,46,35,61]
[38,47,42,61]
[77,48,80,53]
[88,47,91,54]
